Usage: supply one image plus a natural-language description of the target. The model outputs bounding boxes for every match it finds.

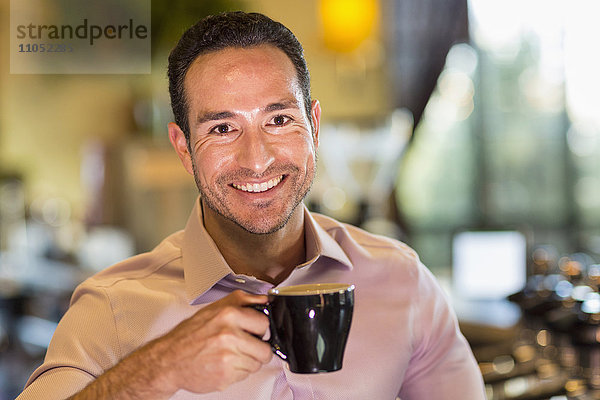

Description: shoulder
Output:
[310,211,421,272]
[76,230,184,293]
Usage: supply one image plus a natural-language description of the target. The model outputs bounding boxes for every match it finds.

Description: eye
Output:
[210,124,232,135]
[270,115,291,126]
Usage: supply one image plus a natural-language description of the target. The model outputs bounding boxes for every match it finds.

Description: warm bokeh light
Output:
[319,0,379,52]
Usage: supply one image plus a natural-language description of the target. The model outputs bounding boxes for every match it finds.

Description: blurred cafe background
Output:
[2,0,600,398]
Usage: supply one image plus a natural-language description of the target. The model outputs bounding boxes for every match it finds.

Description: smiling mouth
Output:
[232,175,284,193]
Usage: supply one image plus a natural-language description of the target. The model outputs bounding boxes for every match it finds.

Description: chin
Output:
[233,215,289,235]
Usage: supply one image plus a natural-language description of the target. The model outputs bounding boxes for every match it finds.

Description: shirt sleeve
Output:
[398,264,487,400]
[16,283,122,400]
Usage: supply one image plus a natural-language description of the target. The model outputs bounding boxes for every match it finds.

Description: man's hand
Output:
[70,290,272,399]
[156,290,273,393]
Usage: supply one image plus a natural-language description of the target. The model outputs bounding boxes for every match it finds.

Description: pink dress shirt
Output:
[18,199,486,399]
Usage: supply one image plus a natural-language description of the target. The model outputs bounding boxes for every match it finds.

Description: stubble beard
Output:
[191,160,316,235]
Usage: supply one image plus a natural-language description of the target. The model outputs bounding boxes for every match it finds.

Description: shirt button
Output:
[235,278,246,284]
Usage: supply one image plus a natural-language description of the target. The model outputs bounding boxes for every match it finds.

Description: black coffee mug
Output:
[253,283,354,374]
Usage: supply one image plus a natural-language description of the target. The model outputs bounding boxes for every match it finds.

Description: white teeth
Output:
[233,175,283,193]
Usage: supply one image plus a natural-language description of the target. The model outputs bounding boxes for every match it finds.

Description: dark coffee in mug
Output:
[255,283,354,374]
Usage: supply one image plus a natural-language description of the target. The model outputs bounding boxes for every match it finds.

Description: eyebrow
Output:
[195,111,236,125]
[195,99,301,126]
[264,99,300,112]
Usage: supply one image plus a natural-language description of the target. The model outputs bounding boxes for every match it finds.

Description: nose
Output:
[235,127,275,174]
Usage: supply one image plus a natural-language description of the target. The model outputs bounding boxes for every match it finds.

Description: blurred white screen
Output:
[452,231,526,300]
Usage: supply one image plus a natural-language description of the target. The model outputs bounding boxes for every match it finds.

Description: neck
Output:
[201,201,306,285]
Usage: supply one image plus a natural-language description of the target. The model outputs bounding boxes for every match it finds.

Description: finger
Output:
[208,325,272,367]
[239,306,271,336]
[216,355,264,390]
[209,303,269,338]
[227,290,268,307]
[232,330,273,365]
[202,348,264,392]
[232,352,265,374]
[216,291,270,337]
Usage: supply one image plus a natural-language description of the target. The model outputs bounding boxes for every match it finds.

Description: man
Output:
[18,12,486,399]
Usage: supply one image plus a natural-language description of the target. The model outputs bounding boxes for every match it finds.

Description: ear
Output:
[168,122,194,176]
[310,99,321,149]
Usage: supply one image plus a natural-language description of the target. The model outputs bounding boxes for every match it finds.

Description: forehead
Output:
[183,45,301,108]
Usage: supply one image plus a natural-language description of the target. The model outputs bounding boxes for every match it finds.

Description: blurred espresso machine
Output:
[479,247,600,400]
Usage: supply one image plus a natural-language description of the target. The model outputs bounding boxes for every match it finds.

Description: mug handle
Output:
[248,304,288,362]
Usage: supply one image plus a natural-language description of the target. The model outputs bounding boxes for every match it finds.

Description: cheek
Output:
[279,134,316,164]
[193,147,234,181]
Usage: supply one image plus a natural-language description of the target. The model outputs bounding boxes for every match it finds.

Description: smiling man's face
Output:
[178,44,320,234]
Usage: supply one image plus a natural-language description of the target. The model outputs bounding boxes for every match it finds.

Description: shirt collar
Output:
[182,198,353,303]
[302,207,353,270]
[182,199,233,303]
